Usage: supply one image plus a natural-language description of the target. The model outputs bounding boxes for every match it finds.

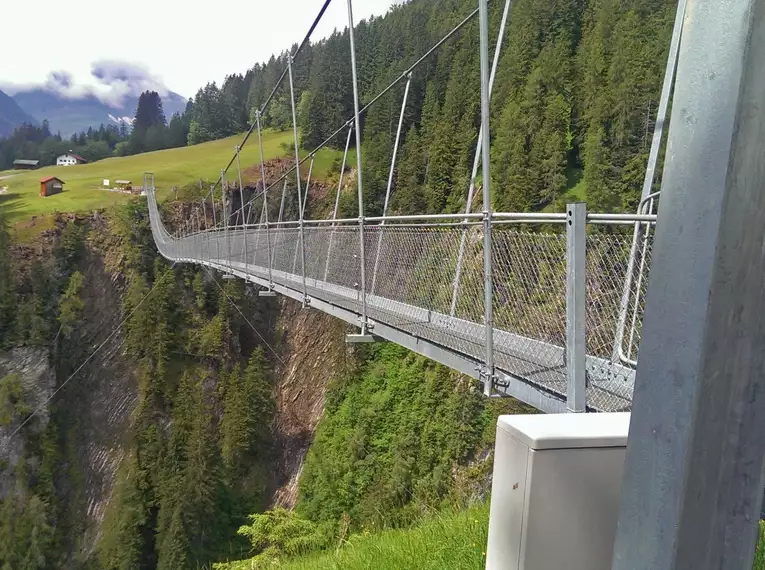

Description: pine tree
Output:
[221,349,273,476]
[133,91,167,130]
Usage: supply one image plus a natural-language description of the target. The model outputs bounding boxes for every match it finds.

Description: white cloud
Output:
[0,0,397,100]
[1,61,173,109]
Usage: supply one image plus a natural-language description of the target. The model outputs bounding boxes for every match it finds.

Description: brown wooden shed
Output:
[40,176,65,197]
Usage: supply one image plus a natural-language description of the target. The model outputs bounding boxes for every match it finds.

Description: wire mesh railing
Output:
[144,0,679,414]
[147,174,654,413]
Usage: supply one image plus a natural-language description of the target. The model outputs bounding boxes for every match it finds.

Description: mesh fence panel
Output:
[584,229,651,411]
[149,187,654,413]
[492,228,568,396]
[362,225,484,360]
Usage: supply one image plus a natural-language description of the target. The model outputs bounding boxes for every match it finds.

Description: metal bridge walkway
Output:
[147,185,648,414]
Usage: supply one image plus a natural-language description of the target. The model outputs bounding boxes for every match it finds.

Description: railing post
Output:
[221,169,232,273]
[566,202,587,412]
[235,145,248,272]
[345,0,372,342]
[255,110,275,294]
[478,0,494,394]
[451,0,512,317]
[287,53,308,305]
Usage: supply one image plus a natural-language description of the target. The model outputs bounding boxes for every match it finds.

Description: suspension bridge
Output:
[143,0,765,566]
[144,0,666,415]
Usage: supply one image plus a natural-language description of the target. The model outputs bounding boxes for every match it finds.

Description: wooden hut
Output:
[40,176,65,197]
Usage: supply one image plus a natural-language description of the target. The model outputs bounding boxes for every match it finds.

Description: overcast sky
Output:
[0,0,398,101]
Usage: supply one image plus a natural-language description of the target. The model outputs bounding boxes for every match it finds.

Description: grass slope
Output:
[219,503,490,570]
[221,510,765,570]
[0,131,342,228]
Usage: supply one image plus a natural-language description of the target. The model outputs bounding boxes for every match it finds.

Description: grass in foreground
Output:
[218,507,765,570]
[0,131,343,228]
[217,503,489,570]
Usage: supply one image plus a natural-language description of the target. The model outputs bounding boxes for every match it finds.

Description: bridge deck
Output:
[149,194,637,413]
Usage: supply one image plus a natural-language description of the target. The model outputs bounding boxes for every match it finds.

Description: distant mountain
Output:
[0,88,38,138]
[11,89,187,137]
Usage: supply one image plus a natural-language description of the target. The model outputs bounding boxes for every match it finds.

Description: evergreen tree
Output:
[221,349,273,476]
[133,91,167,130]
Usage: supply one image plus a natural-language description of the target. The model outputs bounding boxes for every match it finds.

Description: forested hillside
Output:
[188,0,675,215]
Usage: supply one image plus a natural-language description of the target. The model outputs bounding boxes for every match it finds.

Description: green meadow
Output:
[0,130,342,231]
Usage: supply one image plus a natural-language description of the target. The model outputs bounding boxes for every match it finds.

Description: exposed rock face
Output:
[270,298,351,508]
[63,252,138,554]
[2,227,139,559]
[3,208,358,560]
[0,347,55,500]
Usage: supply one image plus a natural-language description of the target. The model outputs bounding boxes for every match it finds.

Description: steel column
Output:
[371,73,411,295]
[255,110,274,290]
[346,0,371,340]
[478,0,493,395]
[566,203,586,413]
[287,54,308,304]
[612,0,765,568]
[451,0,513,317]
[235,145,248,271]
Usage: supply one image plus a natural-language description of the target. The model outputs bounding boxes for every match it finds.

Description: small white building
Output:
[56,152,88,166]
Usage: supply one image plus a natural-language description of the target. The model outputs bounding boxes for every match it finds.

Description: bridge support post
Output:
[479,0,494,396]
[235,145,248,273]
[255,109,275,294]
[345,0,373,343]
[566,202,587,413]
[287,53,309,307]
[612,0,765,567]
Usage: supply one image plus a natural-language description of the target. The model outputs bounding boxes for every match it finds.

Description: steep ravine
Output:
[0,209,357,566]
[270,299,350,508]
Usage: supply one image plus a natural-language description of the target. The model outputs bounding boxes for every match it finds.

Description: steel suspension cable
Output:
[227,4,484,224]
[208,270,285,365]
[211,0,335,191]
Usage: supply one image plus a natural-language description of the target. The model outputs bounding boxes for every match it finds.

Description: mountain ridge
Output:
[0,88,38,137]
[5,88,187,137]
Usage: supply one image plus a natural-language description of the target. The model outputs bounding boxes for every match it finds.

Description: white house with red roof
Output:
[56,151,88,166]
